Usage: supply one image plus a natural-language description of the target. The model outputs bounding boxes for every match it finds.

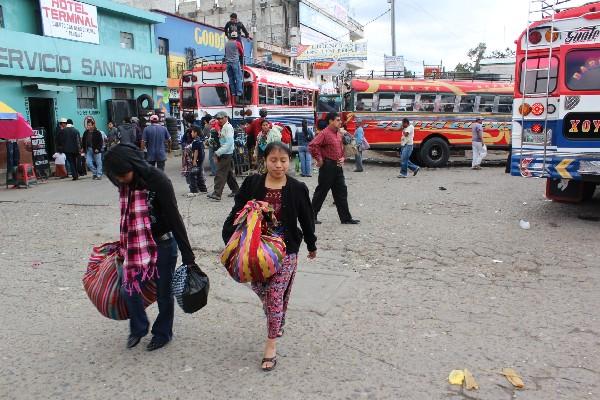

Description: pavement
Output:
[1,155,599,400]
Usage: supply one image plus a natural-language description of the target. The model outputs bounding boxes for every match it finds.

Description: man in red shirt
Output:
[309,111,360,225]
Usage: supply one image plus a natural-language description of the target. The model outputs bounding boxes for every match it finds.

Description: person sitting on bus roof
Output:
[224,13,249,40]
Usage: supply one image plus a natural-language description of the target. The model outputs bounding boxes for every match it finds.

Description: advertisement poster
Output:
[31,128,50,179]
[39,0,99,44]
[296,41,367,63]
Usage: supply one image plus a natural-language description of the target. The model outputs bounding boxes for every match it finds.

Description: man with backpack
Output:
[224,13,249,40]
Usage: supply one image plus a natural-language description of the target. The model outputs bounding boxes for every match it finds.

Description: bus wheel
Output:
[420,137,450,168]
[583,182,597,201]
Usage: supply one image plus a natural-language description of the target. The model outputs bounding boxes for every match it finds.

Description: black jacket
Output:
[61,126,81,154]
[82,129,103,152]
[224,21,249,39]
[222,174,317,254]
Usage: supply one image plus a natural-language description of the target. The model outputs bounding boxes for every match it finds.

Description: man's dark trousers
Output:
[66,153,79,179]
[312,159,352,222]
[214,154,239,198]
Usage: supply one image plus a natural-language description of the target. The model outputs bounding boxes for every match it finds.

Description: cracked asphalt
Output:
[1,157,599,400]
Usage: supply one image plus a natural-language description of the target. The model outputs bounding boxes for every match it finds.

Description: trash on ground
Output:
[463,369,479,390]
[492,259,503,263]
[519,220,531,230]
[448,369,465,385]
[439,186,447,191]
[502,368,525,388]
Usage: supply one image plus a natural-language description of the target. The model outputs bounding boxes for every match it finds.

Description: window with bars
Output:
[112,88,134,99]
[76,86,97,109]
[0,6,5,29]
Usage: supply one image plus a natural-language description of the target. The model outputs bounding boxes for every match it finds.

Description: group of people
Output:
[53,115,171,181]
[98,110,363,372]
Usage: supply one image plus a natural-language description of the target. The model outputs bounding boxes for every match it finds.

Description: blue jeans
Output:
[86,147,103,177]
[400,145,419,176]
[298,146,312,176]
[226,62,243,96]
[122,237,178,343]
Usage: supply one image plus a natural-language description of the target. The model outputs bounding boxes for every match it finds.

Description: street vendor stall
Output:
[0,101,34,187]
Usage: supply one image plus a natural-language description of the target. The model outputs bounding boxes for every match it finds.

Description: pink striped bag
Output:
[83,241,157,320]
[220,200,286,283]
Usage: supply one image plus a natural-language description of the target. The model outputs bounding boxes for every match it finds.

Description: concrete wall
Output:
[114,0,177,13]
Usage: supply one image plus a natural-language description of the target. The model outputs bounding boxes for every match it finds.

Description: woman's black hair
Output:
[190,125,202,134]
[261,118,270,126]
[264,142,291,158]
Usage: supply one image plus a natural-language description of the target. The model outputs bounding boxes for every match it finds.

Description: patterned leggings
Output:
[251,254,298,339]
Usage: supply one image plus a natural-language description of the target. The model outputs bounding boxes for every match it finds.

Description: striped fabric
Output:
[220,201,286,283]
[83,242,157,320]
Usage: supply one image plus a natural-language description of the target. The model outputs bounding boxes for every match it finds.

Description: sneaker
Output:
[207,193,221,201]
[96,176,102,180]
[341,219,360,225]
[186,192,199,198]
[413,167,420,177]
[397,174,407,178]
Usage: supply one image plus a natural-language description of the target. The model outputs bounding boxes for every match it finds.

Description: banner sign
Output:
[31,128,50,179]
[40,0,99,44]
[384,55,404,72]
[296,42,367,63]
[314,61,347,75]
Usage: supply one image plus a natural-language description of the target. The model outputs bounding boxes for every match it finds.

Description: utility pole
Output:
[251,0,258,62]
[389,0,396,56]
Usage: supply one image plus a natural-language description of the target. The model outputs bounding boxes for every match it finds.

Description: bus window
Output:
[282,87,291,105]
[290,89,297,106]
[497,95,512,113]
[566,49,600,91]
[437,94,457,113]
[181,88,197,109]
[198,86,229,107]
[419,94,436,112]
[302,91,310,106]
[398,93,415,111]
[259,85,267,104]
[318,95,341,112]
[267,86,276,105]
[275,87,283,105]
[519,56,558,94]
[308,91,314,106]
[458,95,476,112]
[378,93,395,111]
[356,93,374,111]
[478,95,495,113]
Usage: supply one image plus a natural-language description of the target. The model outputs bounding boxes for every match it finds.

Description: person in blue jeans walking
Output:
[353,119,365,172]
[398,118,420,178]
[297,119,314,177]
[103,144,197,352]
[82,119,104,180]
[224,32,244,99]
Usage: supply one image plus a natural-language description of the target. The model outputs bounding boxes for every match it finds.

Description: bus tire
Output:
[583,182,597,201]
[419,137,450,168]
[137,94,154,113]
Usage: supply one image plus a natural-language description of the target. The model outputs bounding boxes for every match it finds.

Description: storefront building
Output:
[0,0,166,157]
[152,11,252,116]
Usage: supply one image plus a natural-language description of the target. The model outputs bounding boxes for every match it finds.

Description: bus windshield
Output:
[317,95,342,113]
[181,88,197,109]
[199,86,229,107]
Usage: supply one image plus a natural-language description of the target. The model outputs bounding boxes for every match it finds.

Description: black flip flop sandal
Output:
[261,357,277,372]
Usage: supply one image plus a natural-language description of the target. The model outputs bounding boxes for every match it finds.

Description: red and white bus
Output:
[511,1,600,202]
[319,78,514,167]
[180,61,318,138]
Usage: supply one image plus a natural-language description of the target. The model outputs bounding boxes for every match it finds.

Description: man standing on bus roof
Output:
[224,13,249,40]
[398,118,420,178]
[471,117,486,170]
[309,111,360,225]
[224,32,244,100]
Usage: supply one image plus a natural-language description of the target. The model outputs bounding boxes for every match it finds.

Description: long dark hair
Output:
[264,142,291,158]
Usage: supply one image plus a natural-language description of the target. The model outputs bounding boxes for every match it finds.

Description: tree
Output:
[453,42,487,73]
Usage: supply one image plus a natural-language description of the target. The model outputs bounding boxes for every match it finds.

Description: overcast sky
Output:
[350,0,590,72]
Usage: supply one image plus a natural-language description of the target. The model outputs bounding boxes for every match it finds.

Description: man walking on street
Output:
[309,112,360,225]
[82,119,104,179]
[224,32,244,100]
[208,112,239,201]
[142,115,171,171]
[471,117,486,170]
[118,116,138,147]
[62,119,82,181]
[353,119,365,172]
[398,118,420,178]
[106,120,119,148]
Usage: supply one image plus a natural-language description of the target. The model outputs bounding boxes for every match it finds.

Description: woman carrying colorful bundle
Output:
[222,142,317,371]
[103,144,197,352]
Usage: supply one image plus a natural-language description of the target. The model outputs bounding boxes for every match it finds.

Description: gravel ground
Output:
[0,156,599,400]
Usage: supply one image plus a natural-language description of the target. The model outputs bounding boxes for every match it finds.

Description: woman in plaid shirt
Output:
[104,144,197,352]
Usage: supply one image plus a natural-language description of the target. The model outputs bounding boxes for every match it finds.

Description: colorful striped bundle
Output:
[220,201,286,283]
[83,241,157,320]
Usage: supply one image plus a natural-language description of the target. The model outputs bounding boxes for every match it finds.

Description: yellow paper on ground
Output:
[448,370,465,385]
[502,368,525,388]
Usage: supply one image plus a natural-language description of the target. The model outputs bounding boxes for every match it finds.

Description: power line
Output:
[331,8,391,41]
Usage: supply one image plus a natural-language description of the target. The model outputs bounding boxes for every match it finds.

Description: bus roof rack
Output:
[346,70,514,82]
[186,55,303,77]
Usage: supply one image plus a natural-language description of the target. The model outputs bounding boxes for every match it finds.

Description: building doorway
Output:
[28,97,55,156]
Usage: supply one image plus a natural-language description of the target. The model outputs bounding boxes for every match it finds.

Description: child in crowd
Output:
[53,151,68,178]
[186,126,207,196]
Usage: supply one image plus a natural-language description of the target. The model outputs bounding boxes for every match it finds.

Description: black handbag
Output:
[181,264,210,314]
